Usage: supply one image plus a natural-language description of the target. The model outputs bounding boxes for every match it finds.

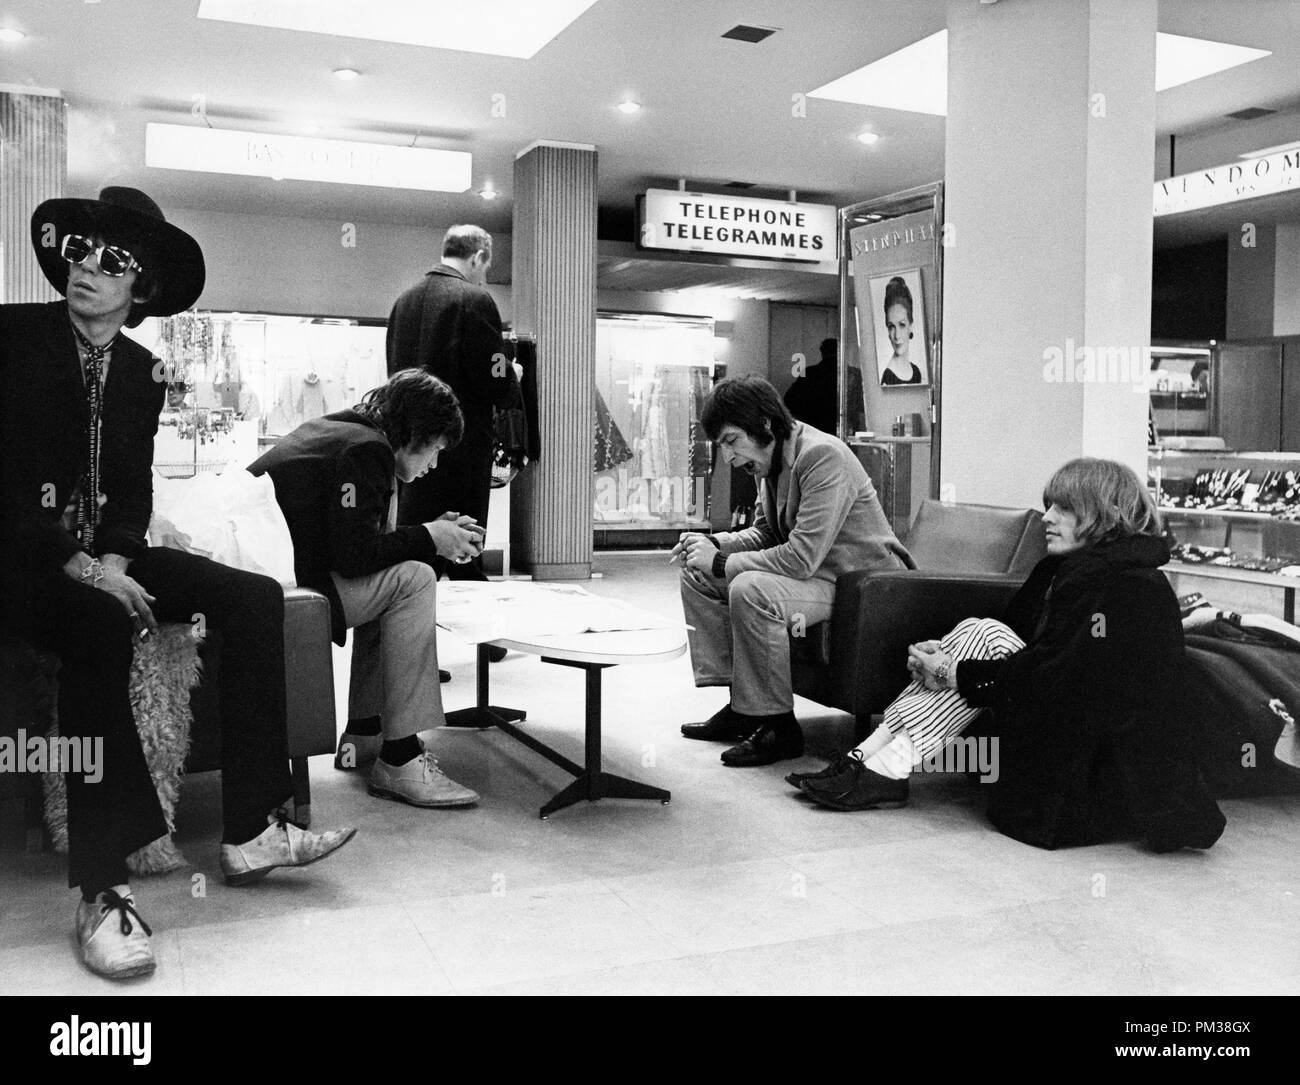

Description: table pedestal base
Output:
[444,643,671,819]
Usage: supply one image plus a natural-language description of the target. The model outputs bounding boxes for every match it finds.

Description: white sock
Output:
[864,731,916,781]
[854,721,895,758]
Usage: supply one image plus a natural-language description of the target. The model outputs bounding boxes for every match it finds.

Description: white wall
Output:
[169,207,512,320]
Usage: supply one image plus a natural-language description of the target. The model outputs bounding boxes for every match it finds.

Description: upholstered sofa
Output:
[791,499,1047,737]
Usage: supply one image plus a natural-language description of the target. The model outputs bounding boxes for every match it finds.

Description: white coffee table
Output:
[444,628,686,818]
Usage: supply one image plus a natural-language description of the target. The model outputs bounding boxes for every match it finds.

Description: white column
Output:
[941,0,1157,508]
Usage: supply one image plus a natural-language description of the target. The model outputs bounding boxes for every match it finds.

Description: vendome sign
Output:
[1153,148,1300,215]
[639,189,837,262]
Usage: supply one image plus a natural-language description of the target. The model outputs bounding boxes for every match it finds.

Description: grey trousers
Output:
[680,568,837,716]
[331,561,444,739]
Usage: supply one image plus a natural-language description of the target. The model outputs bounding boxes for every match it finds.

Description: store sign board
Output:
[639,189,836,262]
[145,123,472,192]
[1154,148,1300,215]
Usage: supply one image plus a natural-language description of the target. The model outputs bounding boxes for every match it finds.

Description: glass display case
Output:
[1149,447,1300,618]
[127,311,388,476]
[593,312,715,538]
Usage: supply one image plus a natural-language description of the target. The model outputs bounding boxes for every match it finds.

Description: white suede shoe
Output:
[75,886,156,980]
[369,750,479,807]
[219,813,357,887]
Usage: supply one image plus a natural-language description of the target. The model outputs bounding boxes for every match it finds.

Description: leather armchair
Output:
[791,500,1046,736]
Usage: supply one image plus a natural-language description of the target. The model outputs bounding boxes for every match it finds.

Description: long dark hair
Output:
[354,369,464,450]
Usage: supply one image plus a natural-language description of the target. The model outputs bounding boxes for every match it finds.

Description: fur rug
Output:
[42,624,202,874]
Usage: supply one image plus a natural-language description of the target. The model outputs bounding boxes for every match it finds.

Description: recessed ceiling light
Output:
[617,99,641,115]
[0,28,26,43]
[333,68,360,80]
[197,0,599,60]
[856,131,880,145]
[810,29,1270,116]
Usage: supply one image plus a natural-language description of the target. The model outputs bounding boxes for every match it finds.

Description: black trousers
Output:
[397,422,494,580]
[7,547,293,888]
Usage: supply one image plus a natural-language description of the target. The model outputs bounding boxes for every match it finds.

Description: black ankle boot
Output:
[721,711,804,767]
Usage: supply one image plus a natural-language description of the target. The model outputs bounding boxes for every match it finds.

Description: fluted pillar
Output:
[1,89,67,303]
[511,140,597,579]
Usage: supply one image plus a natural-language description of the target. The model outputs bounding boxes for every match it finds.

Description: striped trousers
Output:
[859,617,1025,777]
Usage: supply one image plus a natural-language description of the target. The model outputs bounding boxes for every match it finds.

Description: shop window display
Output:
[127,312,387,476]
[594,313,714,533]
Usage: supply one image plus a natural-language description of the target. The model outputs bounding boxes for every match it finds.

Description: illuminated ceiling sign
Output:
[1154,148,1300,215]
[145,123,472,192]
[639,189,837,263]
[196,0,599,59]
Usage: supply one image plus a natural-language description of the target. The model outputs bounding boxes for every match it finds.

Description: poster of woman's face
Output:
[868,269,929,388]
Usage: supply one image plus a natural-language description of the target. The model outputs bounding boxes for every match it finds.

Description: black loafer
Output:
[721,719,804,767]
[682,705,747,742]
[439,669,451,683]
[800,761,909,810]
[486,645,508,663]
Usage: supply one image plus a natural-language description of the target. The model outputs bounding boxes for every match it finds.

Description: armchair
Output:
[791,499,1046,736]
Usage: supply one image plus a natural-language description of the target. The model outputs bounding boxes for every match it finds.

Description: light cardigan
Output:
[714,422,914,583]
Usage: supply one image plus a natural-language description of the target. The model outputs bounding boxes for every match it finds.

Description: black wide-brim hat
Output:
[30,186,205,321]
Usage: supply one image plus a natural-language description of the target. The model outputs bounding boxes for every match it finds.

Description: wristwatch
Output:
[934,660,953,688]
[712,552,727,579]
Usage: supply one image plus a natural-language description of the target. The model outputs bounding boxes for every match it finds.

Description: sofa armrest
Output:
[831,571,1026,717]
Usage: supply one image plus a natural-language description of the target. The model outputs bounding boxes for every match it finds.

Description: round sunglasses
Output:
[60,233,145,277]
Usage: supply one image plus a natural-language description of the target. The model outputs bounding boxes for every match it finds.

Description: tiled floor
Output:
[2,552,1297,994]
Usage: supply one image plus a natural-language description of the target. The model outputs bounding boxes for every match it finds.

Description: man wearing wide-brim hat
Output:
[0,187,356,981]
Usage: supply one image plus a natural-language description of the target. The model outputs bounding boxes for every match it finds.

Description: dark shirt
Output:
[880,362,922,386]
[0,301,163,577]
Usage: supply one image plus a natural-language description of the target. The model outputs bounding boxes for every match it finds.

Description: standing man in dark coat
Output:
[386,224,519,583]
[0,188,355,981]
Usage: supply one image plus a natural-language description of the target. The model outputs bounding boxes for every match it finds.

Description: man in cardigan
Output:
[249,370,484,807]
[673,376,914,767]
[0,188,355,981]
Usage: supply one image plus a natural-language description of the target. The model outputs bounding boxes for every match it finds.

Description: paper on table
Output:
[436,581,686,643]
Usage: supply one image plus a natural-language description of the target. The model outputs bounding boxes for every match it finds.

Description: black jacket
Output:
[385,265,515,437]
[248,410,439,644]
[958,534,1226,851]
[0,301,163,580]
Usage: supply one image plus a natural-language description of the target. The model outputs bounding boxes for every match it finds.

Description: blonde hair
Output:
[1042,458,1161,544]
